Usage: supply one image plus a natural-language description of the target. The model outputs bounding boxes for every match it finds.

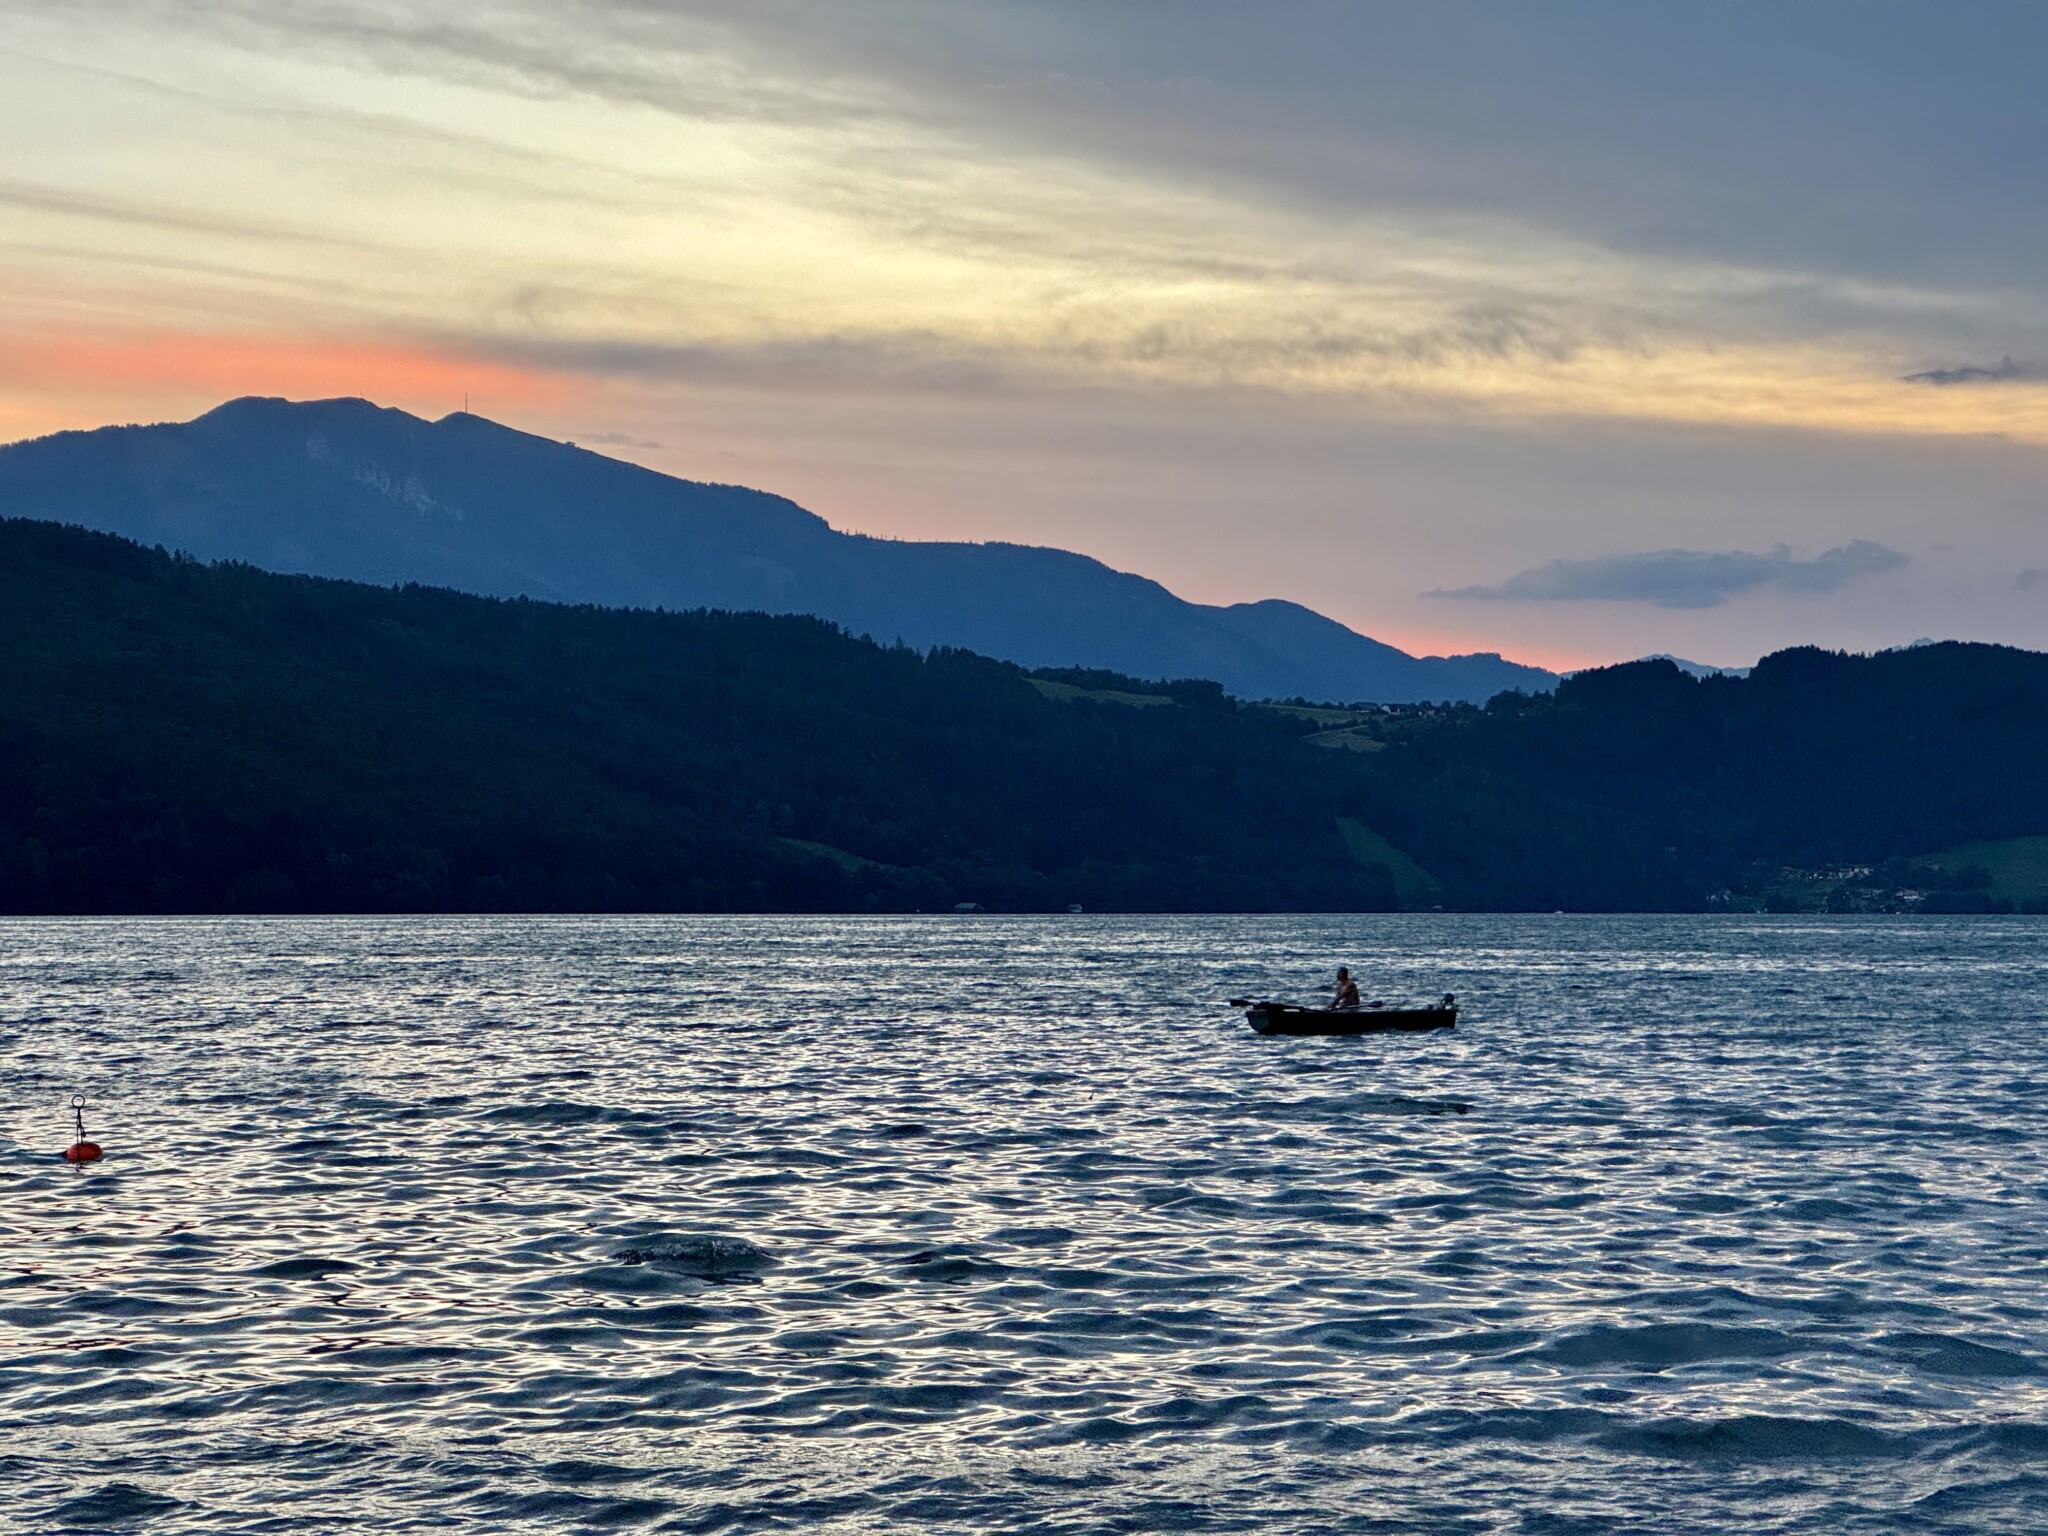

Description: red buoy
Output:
[63,1096,102,1163]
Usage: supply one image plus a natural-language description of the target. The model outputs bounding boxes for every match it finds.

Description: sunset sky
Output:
[3,1,2045,669]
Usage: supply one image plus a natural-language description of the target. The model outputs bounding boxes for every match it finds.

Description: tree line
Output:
[2,517,2043,913]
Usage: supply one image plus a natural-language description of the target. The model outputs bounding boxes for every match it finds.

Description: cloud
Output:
[1903,356,2044,386]
[153,1,2048,286]
[14,0,2048,463]
[0,177,367,251]
[472,331,1019,399]
[57,0,899,131]
[2016,568,2046,591]
[1430,541,1908,609]
[583,430,664,448]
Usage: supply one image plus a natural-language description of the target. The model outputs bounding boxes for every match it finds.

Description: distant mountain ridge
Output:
[0,396,1556,704]
[1625,653,1752,679]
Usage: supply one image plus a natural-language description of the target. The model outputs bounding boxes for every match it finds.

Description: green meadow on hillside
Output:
[1924,835,2048,906]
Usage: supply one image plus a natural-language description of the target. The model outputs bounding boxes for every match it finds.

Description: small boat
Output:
[1229,994,1458,1036]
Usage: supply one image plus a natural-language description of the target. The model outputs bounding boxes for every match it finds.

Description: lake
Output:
[4,915,2046,1533]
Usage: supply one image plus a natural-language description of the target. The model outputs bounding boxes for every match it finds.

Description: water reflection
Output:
[3,915,2046,1532]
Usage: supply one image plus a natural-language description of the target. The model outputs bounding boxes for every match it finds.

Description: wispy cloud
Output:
[7,1,2048,445]
[36,0,902,130]
[0,177,367,250]
[1903,355,2044,386]
[1430,541,1908,609]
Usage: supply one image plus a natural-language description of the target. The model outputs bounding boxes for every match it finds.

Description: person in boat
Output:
[1332,966,1361,1009]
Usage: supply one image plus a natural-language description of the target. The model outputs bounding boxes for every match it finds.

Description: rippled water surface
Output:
[5,915,2048,1533]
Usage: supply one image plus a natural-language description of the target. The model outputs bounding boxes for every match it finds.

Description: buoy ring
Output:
[63,1097,102,1161]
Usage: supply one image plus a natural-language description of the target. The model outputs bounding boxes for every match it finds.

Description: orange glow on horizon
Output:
[0,324,577,442]
[1342,627,1611,677]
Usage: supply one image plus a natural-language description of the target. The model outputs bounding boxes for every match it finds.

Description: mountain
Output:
[1628,653,1751,679]
[0,396,1555,704]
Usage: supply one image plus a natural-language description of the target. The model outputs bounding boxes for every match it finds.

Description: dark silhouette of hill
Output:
[3,515,2044,915]
[0,517,1400,914]
[1368,649,2048,909]
[0,396,1554,705]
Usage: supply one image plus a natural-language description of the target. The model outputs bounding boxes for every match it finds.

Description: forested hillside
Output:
[0,518,1396,913]
[2,516,2045,914]
[1378,647,2048,910]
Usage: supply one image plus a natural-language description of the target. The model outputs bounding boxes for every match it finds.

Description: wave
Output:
[611,1235,774,1277]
